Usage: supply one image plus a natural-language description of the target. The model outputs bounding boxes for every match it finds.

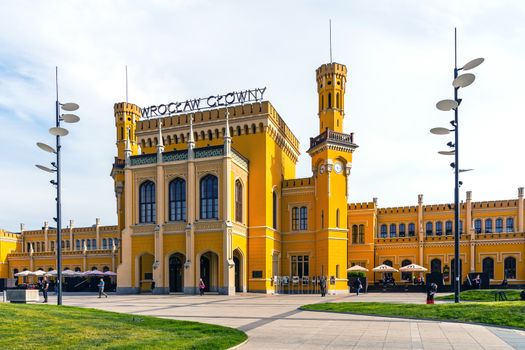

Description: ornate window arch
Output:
[200,174,218,219]
[408,223,415,236]
[430,258,442,273]
[401,259,412,281]
[485,218,493,233]
[436,221,443,236]
[358,224,365,243]
[482,257,494,279]
[389,224,396,238]
[380,224,387,238]
[139,180,156,223]
[425,222,433,236]
[504,256,516,279]
[169,177,186,221]
[506,217,514,232]
[300,207,308,230]
[495,218,503,233]
[399,223,406,237]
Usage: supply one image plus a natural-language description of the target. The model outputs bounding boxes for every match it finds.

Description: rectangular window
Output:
[291,255,309,278]
[506,218,514,232]
[300,207,308,230]
[291,207,299,231]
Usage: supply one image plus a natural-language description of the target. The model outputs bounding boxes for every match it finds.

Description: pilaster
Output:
[153,163,165,292]
[518,187,524,232]
[117,166,134,293]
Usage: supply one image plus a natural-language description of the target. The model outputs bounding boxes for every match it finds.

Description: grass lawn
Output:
[0,303,246,350]
[436,289,522,301]
[301,301,525,329]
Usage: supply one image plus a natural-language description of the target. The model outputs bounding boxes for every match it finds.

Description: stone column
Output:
[117,166,134,293]
[466,191,475,272]
[153,161,166,294]
[184,116,196,294]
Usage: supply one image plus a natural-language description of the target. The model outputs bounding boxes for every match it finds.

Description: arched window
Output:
[506,217,514,232]
[383,260,393,267]
[408,223,415,236]
[300,207,308,230]
[380,224,387,238]
[76,240,80,251]
[430,258,442,273]
[200,175,218,219]
[50,241,55,251]
[235,180,243,223]
[336,93,340,109]
[351,225,358,244]
[358,224,365,243]
[108,238,113,248]
[474,219,482,234]
[327,93,332,108]
[102,238,107,249]
[321,95,324,110]
[504,257,516,279]
[336,209,340,228]
[436,222,443,236]
[75,267,81,272]
[482,257,494,279]
[401,259,412,281]
[139,180,156,223]
[103,266,110,272]
[169,178,186,221]
[321,210,324,229]
[272,191,278,229]
[399,223,406,237]
[86,239,91,250]
[292,207,299,231]
[114,238,119,247]
[92,239,96,249]
[485,219,493,233]
[460,220,464,234]
[495,218,503,233]
[426,222,433,236]
[389,224,396,238]
[445,221,453,235]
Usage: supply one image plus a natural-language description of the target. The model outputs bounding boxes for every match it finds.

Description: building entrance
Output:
[169,253,184,293]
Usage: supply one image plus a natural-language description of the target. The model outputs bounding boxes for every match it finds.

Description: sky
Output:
[1,1,524,232]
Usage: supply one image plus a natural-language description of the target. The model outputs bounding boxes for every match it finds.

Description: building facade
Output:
[0,61,523,294]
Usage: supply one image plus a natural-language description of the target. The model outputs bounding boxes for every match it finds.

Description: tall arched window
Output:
[76,239,80,251]
[504,257,516,279]
[426,222,433,236]
[408,223,415,236]
[383,260,393,267]
[389,224,396,238]
[506,217,514,232]
[445,221,453,235]
[86,239,91,250]
[327,93,332,108]
[380,224,387,238]
[495,218,503,233]
[485,219,493,233]
[358,224,365,243]
[336,208,340,228]
[321,210,324,229]
[436,222,443,236]
[300,207,308,230]
[399,223,406,237]
[336,93,340,108]
[401,259,412,281]
[272,191,278,229]
[169,178,186,221]
[430,258,442,273]
[200,175,218,219]
[474,219,482,234]
[108,238,113,248]
[102,238,107,249]
[292,207,299,231]
[235,180,243,223]
[139,180,156,223]
[482,257,494,279]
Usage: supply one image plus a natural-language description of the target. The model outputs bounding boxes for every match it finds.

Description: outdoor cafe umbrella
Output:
[399,264,428,272]
[61,269,81,277]
[104,271,117,276]
[32,270,47,277]
[14,270,33,277]
[84,270,105,277]
[372,264,399,273]
[347,265,369,272]
[46,270,58,276]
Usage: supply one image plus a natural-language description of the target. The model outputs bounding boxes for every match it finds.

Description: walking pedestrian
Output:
[426,282,437,304]
[199,278,206,296]
[320,276,327,297]
[42,276,49,303]
[353,277,363,296]
[98,278,108,298]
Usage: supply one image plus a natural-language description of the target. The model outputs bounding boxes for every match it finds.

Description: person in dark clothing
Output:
[353,277,363,296]
[426,282,437,304]
[320,277,327,297]
[42,276,49,303]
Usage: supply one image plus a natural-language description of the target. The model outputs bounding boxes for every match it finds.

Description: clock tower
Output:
[308,62,358,293]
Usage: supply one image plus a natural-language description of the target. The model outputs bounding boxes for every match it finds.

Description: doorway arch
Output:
[169,253,185,293]
[138,252,154,293]
[199,251,219,292]
[233,248,245,293]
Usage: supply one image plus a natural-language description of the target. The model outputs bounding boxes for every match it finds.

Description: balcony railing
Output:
[309,129,355,150]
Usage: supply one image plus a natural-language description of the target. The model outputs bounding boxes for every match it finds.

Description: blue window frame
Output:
[399,223,406,237]
[445,221,452,235]
[426,222,433,236]
[380,224,387,238]
[139,180,156,223]
[506,217,514,232]
[169,178,186,221]
[495,218,503,233]
[485,219,493,233]
[300,207,308,230]
[436,222,443,236]
[474,219,482,234]
[408,223,415,236]
[200,175,218,219]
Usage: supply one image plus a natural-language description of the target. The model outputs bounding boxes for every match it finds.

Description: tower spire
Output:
[329,19,333,63]
[157,119,164,154]
[224,107,231,155]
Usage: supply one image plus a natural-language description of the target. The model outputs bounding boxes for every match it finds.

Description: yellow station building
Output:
[1,61,523,294]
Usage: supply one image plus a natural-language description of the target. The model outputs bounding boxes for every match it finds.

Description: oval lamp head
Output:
[462,58,484,71]
[35,164,56,173]
[453,73,476,88]
[436,99,459,111]
[430,127,451,135]
[61,113,80,123]
[49,127,69,137]
[438,150,455,155]
[36,142,56,153]
[61,102,79,111]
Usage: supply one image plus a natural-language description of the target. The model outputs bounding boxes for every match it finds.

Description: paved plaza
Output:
[47,292,525,349]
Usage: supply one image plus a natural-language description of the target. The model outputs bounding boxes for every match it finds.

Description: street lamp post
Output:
[430,29,483,303]
[36,67,80,306]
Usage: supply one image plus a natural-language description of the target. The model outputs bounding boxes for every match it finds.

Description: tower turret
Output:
[316,63,347,133]
[114,102,141,159]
